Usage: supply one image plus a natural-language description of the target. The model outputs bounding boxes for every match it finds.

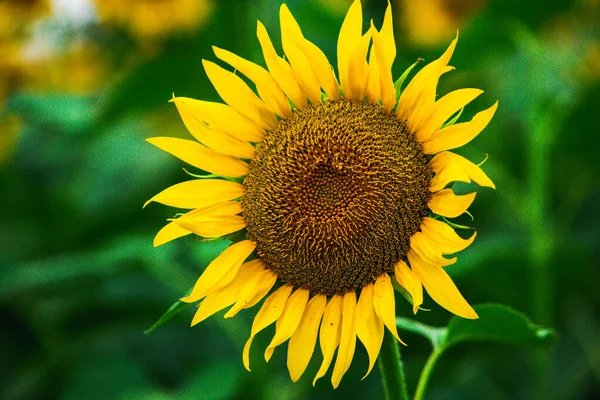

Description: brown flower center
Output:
[242,99,432,295]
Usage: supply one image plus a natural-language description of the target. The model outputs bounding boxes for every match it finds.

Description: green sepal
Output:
[392,279,430,312]
[394,58,424,101]
[441,107,464,128]
[191,228,247,244]
[441,216,474,230]
[145,293,192,334]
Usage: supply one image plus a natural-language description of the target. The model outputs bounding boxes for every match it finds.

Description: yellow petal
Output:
[331,291,357,389]
[256,21,307,108]
[147,137,249,178]
[176,216,245,238]
[191,264,259,326]
[180,240,256,303]
[410,232,457,266]
[181,200,243,218]
[429,151,496,192]
[280,5,321,104]
[153,221,191,247]
[203,59,278,130]
[378,1,396,70]
[423,101,499,154]
[371,27,396,112]
[337,0,363,99]
[421,217,476,254]
[355,283,384,379]
[373,274,405,344]
[172,97,256,159]
[346,28,372,100]
[428,189,476,218]
[287,294,327,382]
[224,262,272,318]
[396,34,458,124]
[298,39,339,100]
[366,48,381,105]
[243,269,278,310]
[243,284,293,371]
[394,260,423,314]
[144,179,244,209]
[213,46,291,118]
[415,89,484,143]
[171,96,264,143]
[313,295,343,386]
[224,271,275,318]
[175,202,245,238]
[265,288,310,362]
[407,250,478,319]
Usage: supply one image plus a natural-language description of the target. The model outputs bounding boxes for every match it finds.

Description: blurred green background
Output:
[1,0,599,399]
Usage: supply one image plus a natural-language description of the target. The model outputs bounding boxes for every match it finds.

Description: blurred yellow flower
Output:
[22,41,107,94]
[0,0,50,40]
[0,0,50,107]
[398,0,485,47]
[94,0,213,39]
[146,0,496,387]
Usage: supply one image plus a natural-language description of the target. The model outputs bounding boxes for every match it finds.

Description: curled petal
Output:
[423,102,499,154]
[428,189,476,218]
[410,232,457,267]
[429,151,495,192]
[408,250,478,319]
[421,217,477,255]
[415,89,484,142]
[394,260,423,314]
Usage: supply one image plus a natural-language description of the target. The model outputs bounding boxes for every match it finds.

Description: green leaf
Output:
[442,304,556,349]
[145,297,191,334]
[406,304,556,400]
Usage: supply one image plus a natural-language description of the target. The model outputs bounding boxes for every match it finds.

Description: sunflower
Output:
[94,0,212,39]
[145,0,497,388]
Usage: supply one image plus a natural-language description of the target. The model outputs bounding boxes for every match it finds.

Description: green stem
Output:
[378,330,409,400]
[414,349,443,400]
[526,106,558,400]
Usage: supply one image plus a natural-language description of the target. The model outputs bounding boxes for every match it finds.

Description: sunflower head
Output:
[145,0,497,388]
